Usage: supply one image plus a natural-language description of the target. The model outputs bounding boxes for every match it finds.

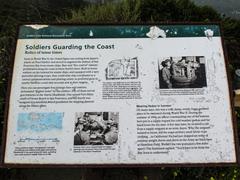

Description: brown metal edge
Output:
[0,24,21,168]
[219,22,240,165]
[16,21,222,26]
[1,22,239,168]
[1,161,238,169]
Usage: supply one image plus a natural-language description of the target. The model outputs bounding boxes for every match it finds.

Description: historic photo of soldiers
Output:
[74,112,119,145]
[158,56,207,89]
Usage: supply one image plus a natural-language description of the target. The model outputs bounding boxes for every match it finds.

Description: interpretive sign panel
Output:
[2,24,238,167]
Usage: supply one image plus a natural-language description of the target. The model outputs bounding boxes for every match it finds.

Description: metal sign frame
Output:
[1,23,239,168]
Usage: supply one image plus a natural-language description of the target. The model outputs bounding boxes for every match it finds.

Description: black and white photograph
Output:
[158,56,207,89]
[74,112,119,145]
[106,57,138,80]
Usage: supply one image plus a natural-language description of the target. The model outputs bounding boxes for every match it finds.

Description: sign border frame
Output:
[1,22,239,168]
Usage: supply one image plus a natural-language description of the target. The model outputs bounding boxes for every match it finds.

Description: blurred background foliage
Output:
[0,0,240,179]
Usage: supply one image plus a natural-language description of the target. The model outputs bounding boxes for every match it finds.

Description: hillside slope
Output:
[193,0,240,19]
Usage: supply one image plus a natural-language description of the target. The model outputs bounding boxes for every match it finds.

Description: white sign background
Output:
[4,35,237,165]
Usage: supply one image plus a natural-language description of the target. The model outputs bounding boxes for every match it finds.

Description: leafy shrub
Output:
[59,0,141,23]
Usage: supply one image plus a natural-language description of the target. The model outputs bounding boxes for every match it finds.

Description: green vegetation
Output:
[59,0,141,23]
[0,0,240,179]
[193,0,240,19]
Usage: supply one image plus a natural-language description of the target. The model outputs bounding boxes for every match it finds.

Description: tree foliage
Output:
[59,0,141,23]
